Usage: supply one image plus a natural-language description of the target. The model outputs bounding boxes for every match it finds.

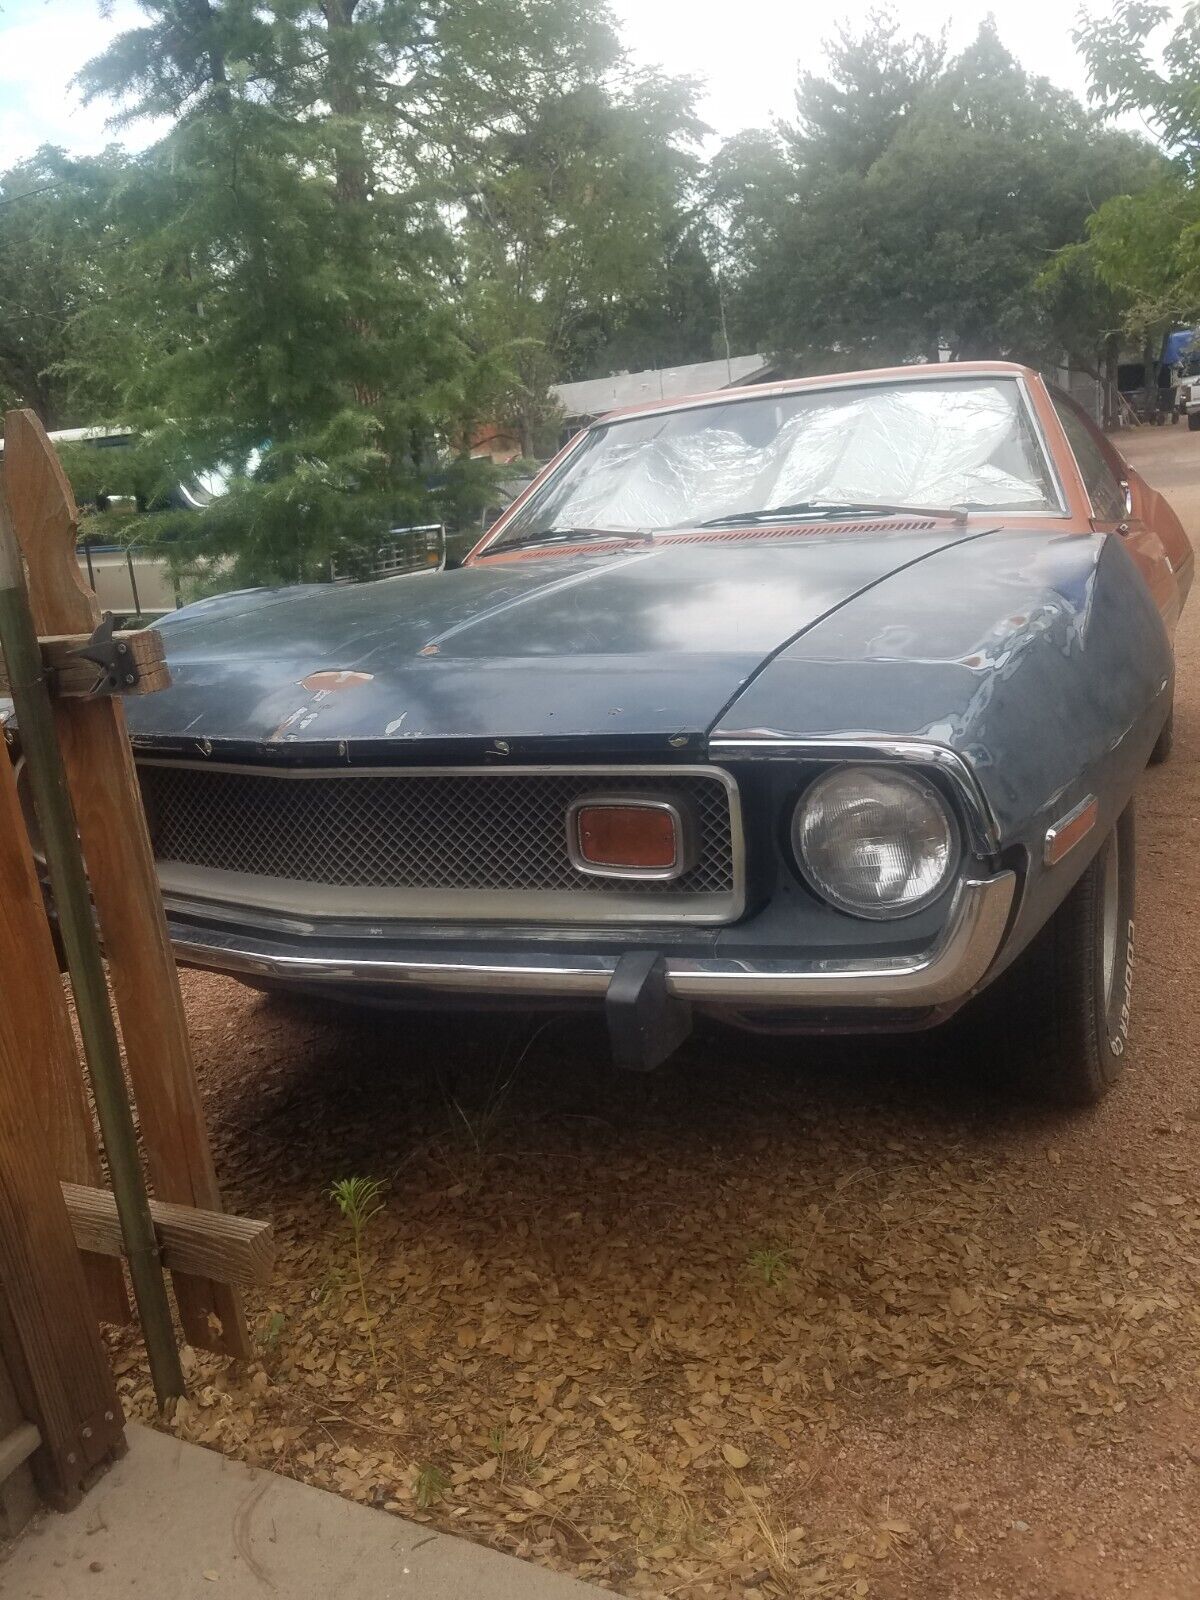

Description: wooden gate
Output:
[0,411,273,1524]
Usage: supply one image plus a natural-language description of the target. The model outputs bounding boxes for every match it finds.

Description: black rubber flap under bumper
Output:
[605,951,693,1071]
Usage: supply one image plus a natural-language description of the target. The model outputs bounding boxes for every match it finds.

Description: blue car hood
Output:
[126,530,982,757]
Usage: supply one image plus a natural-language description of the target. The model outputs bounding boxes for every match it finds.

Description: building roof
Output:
[551,355,774,420]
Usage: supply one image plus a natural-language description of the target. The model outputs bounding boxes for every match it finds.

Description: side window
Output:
[1052,400,1127,522]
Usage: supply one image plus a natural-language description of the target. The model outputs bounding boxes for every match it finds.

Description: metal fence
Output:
[79,523,448,622]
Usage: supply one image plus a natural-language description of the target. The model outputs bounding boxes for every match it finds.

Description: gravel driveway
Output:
[118,425,1200,1600]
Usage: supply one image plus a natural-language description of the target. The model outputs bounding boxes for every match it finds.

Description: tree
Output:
[67,4,468,584]
[784,8,945,178]
[0,148,126,428]
[64,1,713,583]
[712,13,1163,373]
[1069,2,1200,335]
[459,71,714,454]
[1074,0,1200,158]
[864,24,1160,362]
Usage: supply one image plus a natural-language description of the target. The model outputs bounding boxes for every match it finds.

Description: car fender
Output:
[712,527,1172,967]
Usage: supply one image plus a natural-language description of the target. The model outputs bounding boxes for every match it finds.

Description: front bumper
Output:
[169,870,1015,1015]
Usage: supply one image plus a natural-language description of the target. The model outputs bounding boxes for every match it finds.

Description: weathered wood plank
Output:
[0,1422,40,1484]
[0,974,125,1503]
[0,627,169,699]
[1,410,94,635]
[0,720,130,1326]
[61,1183,275,1290]
[0,1291,39,1536]
[3,408,248,1359]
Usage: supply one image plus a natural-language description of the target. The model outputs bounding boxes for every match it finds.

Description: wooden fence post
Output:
[0,974,125,1506]
[3,409,248,1359]
[0,747,130,1328]
[0,1289,39,1536]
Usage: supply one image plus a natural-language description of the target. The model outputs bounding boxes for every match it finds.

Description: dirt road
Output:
[120,427,1200,1599]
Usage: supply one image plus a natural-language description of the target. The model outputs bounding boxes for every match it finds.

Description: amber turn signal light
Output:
[1044,795,1098,866]
[570,801,681,876]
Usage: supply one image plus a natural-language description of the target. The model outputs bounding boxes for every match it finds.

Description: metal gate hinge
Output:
[40,614,170,700]
[71,615,141,695]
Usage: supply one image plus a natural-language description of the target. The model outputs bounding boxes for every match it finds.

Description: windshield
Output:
[490,377,1060,548]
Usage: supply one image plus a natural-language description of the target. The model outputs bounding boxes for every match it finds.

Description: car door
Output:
[1050,391,1183,634]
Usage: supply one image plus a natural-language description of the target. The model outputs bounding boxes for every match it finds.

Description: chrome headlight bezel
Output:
[790,763,962,920]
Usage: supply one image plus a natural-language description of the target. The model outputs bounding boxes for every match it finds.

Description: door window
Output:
[1052,400,1127,522]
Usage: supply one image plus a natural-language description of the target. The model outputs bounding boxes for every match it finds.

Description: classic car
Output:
[4,361,1192,1103]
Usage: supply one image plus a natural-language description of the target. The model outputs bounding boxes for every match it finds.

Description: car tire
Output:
[1014,806,1136,1106]
[1189,412,1200,432]
[1149,704,1173,765]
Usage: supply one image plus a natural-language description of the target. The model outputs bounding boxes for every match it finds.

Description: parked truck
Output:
[1165,329,1200,432]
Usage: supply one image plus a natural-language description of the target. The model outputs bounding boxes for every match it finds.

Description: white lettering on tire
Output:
[1113,918,1135,1054]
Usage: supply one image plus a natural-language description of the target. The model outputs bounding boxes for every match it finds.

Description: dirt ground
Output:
[114,425,1200,1599]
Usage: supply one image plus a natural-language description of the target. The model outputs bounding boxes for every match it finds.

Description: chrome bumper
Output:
[169,871,1015,1012]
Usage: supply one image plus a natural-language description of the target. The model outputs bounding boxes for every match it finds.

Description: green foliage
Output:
[73,2,491,584]
[0,148,127,427]
[330,1175,387,1373]
[785,7,946,177]
[413,1463,450,1510]
[460,70,716,453]
[745,1245,791,1288]
[259,1310,287,1352]
[1068,2,1200,333]
[713,12,1164,371]
[438,1056,519,1159]
[1074,0,1200,158]
[41,0,709,586]
[6,0,1186,597]
[329,1173,388,1233]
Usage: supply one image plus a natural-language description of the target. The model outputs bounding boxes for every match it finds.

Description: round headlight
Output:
[791,765,959,919]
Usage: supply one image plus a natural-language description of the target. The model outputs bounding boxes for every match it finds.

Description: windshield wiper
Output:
[486,526,654,555]
[692,500,969,528]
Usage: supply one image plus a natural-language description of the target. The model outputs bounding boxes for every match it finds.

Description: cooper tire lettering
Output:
[1115,918,1135,1048]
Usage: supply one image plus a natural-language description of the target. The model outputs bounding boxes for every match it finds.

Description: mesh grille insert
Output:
[139,764,737,902]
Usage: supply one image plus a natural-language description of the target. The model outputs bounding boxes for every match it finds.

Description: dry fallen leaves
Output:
[103,976,1200,1600]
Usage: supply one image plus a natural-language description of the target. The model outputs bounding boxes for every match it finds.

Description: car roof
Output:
[0,425,134,456]
[591,360,1038,427]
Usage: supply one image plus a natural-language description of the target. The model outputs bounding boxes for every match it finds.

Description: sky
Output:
[0,0,149,161]
[616,0,1111,138]
[0,0,1181,165]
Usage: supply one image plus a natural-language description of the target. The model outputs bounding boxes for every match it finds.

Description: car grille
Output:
[138,762,743,925]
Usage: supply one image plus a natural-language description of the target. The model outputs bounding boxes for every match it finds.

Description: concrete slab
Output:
[1,1424,605,1599]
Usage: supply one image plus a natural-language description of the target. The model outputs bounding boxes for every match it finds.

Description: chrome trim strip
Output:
[137,758,739,784]
[1044,793,1098,867]
[137,759,747,926]
[1015,373,1070,516]
[155,866,740,926]
[708,734,1001,854]
[169,872,1015,1011]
